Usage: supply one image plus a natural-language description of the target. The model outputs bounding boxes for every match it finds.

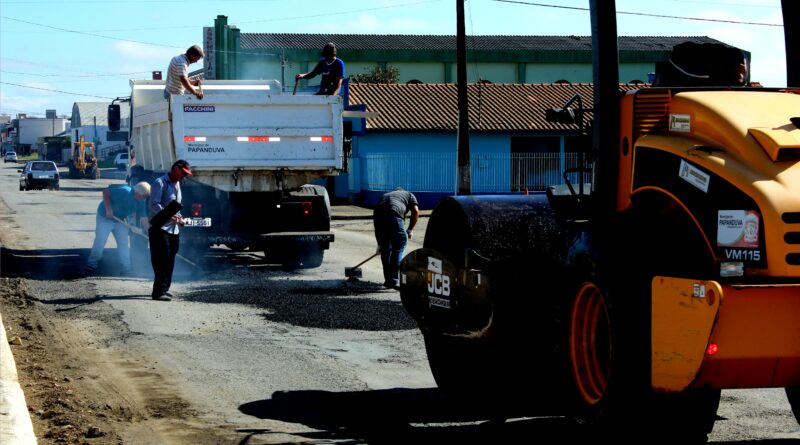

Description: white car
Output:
[114,153,129,170]
[4,151,17,163]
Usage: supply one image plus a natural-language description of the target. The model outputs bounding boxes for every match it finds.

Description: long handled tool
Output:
[113,216,198,268]
[345,250,380,279]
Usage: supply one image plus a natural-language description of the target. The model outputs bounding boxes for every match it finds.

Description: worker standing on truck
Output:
[373,187,419,289]
[295,42,345,96]
[165,45,204,100]
[148,159,192,301]
[86,182,151,275]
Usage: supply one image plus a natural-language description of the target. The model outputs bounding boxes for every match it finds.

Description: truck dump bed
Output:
[129,80,343,192]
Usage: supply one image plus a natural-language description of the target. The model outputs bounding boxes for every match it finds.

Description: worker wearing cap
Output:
[148,159,192,301]
[295,42,346,96]
[373,187,419,289]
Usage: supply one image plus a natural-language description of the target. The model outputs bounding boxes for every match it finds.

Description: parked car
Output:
[19,161,60,191]
[4,151,17,163]
[114,152,129,170]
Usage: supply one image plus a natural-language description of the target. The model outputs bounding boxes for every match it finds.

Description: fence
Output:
[97,143,126,160]
[360,152,592,193]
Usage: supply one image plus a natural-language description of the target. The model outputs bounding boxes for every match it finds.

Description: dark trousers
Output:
[149,227,179,297]
[373,211,408,286]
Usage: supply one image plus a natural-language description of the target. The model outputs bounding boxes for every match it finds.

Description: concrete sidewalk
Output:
[0,310,37,444]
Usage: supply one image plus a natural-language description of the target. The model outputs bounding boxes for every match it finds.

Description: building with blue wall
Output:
[345,82,635,209]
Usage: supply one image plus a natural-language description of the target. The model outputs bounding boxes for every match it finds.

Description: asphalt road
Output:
[1,161,799,444]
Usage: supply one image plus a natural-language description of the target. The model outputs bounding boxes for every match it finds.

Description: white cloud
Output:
[311,14,431,34]
[113,41,176,63]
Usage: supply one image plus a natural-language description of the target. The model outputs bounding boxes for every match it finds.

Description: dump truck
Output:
[113,80,343,268]
[399,0,800,441]
[67,135,99,179]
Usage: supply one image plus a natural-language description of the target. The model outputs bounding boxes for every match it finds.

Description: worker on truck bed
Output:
[295,42,345,96]
[165,45,204,100]
[373,187,419,290]
[86,182,151,275]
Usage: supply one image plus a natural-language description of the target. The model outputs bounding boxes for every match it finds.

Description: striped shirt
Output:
[166,54,189,95]
[149,174,182,235]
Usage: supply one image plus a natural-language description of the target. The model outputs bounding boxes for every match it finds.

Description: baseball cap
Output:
[173,159,193,176]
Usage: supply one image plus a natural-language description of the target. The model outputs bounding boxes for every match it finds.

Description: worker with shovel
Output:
[373,187,419,289]
[86,182,151,275]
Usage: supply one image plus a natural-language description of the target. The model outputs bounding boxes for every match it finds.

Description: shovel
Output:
[345,249,380,279]
[113,216,198,268]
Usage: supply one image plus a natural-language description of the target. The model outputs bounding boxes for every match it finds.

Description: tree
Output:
[349,65,400,84]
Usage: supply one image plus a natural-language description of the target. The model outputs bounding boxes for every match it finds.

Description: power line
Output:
[1,70,151,78]
[0,81,116,99]
[491,0,782,27]
[1,0,442,33]
[0,16,182,48]
[0,0,278,3]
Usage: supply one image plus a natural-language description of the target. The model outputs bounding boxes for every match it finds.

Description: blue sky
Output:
[0,0,785,118]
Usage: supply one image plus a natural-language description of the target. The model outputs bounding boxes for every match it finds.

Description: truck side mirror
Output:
[108,104,121,132]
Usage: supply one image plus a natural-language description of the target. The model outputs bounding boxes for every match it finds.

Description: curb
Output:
[0,310,37,444]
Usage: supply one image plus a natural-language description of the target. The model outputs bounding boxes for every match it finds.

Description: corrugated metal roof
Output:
[71,102,129,128]
[240,34,722,51]
[347,82,642,132]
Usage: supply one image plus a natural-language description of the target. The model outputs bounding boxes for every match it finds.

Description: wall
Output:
[351,132,525,208]
[18,119,67,145]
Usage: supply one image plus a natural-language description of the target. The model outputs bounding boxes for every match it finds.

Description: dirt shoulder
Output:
[1,277,129,444]
[0,277,223,445]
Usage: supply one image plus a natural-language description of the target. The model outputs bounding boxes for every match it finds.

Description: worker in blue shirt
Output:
[87,182,151,274]
[148,159,192,301]
[296,42,345,95]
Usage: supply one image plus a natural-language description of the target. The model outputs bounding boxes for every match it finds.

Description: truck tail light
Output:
[302,201,312,215]
[706,343,719,356]
[191,203,202,217]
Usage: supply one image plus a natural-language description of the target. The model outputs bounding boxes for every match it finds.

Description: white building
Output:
[18,117,69,146]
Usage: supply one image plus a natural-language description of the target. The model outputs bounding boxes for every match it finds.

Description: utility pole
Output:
[456,0,471,195]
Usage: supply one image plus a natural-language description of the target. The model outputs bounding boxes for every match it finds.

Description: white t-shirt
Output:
[166,54,189,95]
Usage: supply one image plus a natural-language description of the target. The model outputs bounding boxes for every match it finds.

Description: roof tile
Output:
[347,82,642,132]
